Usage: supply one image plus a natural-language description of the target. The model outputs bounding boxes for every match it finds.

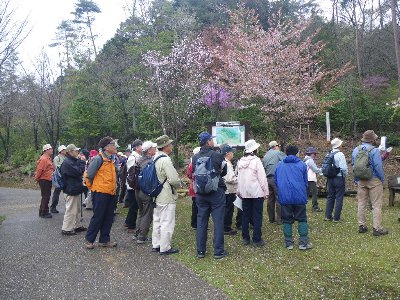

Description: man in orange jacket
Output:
[84,136,118,249]
[35,144,54,218]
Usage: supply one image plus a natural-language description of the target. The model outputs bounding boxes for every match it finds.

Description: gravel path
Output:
[0,187,229,300]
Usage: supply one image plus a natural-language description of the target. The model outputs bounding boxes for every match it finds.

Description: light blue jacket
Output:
[351,143,384,182]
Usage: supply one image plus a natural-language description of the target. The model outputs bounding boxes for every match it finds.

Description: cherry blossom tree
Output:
[143,36,211,166]
[205,6,351,139]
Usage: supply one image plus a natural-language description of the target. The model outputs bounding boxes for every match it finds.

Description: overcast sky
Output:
[13,0,331,73]
[14,0,131,72]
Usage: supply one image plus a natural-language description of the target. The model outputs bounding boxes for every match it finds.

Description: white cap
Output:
[142,141,157,152]
[58,145,67,153]
[42,144,52,152]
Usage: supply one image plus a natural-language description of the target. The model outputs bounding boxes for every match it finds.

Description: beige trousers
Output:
[152,203,176,252]
[62,194,82,231]
[357,178,383,230]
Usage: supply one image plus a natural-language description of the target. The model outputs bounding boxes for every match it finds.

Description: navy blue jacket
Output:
[60,155,86,196]
[274,155,308,205]
[192,146,227,190]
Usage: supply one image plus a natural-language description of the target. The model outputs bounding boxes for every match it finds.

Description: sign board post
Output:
[326,112,331,141]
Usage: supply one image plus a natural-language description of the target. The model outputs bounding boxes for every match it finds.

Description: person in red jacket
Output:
[35,144,54,218]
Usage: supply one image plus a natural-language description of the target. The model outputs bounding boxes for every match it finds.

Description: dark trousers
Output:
[135,190,154,239]
[125,189,138,229]
[326,176,345,221]
[224,193,236,232]
[191,197,198,228]
[196,188,225,255]
[50,187,62,209]
[236,208,243,228]
[118,182,127,203]
[39,180,52,215]
[281,204,308,246]
[267,177,281,223]
[242,198,264,243]
[307,181,319,209]
[85,192,115,243]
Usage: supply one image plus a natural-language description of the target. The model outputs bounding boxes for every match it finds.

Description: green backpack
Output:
[353,145,374,180]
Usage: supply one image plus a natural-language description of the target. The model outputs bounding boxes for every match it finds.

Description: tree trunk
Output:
[391,0,400,99]
[86,14,97,57]
[353,0,362,80]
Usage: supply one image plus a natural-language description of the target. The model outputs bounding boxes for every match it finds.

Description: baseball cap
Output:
[268,141,280,149]
[142,141,157,152]
[58,145,67,153]
[66,144,80,152]
[220,144,236,156]
[198,132,215,145]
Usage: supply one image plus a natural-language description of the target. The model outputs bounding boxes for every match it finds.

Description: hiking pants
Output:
[135,189,154,240]
[39,179,52,215]
[357,178,384,230]
[307,181,319,209]
[62,194,82,231]
[85,192,115,243]
[242,197,264,243]
[267,176,281,223]
[125,189,139,229]
[196,187,226,256]
[281,204,308,247]
[224,193,236,232]
[326,176,345,221]
[50,187,62,210]
[152,203,176,252]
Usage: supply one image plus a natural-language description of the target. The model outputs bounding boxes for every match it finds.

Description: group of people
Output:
[34,129,392,259]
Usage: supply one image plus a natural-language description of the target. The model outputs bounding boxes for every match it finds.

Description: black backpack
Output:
[321,151,340,178]
[126,163,141,190]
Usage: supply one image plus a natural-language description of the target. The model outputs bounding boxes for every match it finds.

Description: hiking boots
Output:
[224,229,238,235]
[160,248,179,255]
[312,207,323,212]
[98,241,118,248]
[358,225,368,233]
[214,251,229,259]
[253,240,266,247]
[61,230,76,236]
[39,213,52,218]
[299,242,313,250]
[50,208,59,213]
[372,228,389,236]
[84,241,95,250]
[137,237,151,244]
[197,251,206,259]
[74,226,87,232]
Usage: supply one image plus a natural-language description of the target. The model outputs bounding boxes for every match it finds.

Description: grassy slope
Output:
[170,196,400,300]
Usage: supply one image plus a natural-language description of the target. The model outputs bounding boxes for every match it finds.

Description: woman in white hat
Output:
[237,139,269,247]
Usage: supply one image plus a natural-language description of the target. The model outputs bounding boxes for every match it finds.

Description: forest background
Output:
[0,0,400,172]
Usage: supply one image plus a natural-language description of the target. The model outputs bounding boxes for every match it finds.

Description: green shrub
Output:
[21,162,36,175]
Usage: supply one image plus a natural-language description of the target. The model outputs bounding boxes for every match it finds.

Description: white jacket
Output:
[237,155,269,199]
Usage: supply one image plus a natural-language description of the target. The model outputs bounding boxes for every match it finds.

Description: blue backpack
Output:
[138,155,167,198]
[194,153,219,194]
[52,166,64,189]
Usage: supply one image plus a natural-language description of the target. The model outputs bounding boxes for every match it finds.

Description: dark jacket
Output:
[274,155,308,205]
[60,155,86,196]
[192,146,227,190]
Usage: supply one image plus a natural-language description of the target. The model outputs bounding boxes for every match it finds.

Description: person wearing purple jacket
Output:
[275,145,312,250]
